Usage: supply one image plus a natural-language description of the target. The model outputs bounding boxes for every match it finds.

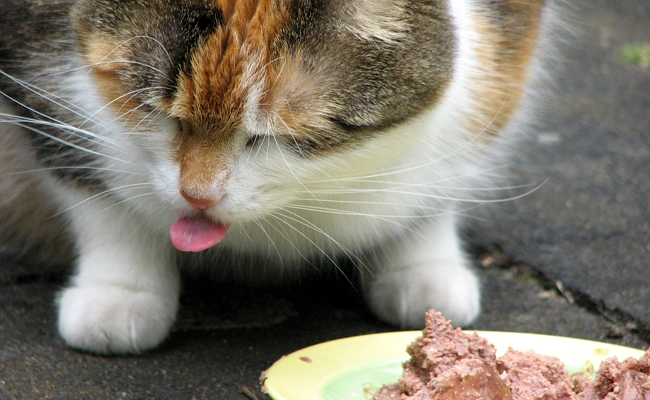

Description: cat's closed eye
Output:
[245,135,265,149]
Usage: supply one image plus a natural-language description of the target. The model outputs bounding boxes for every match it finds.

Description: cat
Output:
[0,0,547,354]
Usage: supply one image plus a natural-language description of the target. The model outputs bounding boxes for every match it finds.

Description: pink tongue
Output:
[170,217,229,252]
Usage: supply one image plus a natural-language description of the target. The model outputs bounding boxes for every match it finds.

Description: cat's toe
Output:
[57,285,177,354]
[366,263,480,329]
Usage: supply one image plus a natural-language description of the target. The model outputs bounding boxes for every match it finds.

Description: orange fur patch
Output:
[177,123,232,197]
[171,0,298,195]
[171,0,290,122]
[469,1,546,142]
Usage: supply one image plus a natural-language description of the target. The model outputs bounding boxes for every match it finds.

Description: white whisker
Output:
[128,107,163,133]
[301,180,547,205]
[306,161,514,190]
[31,35,174,84]
[82,86,167,129]
[251,219,286,270]
[8,122,134,166]
[88,61,174,84]
[288,200,452,217]
[1,165,143,177]
[271,110,308,159]
[90,191,157,218]
[0,69,104,126]
[49,182,153,218]
[0,77,123,150]
[272,208,366,277]
[257,217,312,266]
[266,115,319,201]
[0,113,122,150]
[268,212,349,278]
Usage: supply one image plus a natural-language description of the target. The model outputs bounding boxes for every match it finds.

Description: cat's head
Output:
[71,0,458,251]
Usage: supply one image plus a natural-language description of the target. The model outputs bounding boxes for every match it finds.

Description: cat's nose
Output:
[180,190,217,210]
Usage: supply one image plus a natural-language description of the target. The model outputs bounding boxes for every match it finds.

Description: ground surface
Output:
[1,0,649,399]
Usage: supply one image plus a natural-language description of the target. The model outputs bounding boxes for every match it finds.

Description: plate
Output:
[262,331,645,400]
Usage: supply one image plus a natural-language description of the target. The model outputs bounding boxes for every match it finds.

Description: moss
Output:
[620,44,650,67]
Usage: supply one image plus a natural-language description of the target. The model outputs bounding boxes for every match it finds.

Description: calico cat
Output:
[0,0,547,354]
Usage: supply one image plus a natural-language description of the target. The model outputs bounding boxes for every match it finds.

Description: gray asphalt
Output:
[1,0,649,399]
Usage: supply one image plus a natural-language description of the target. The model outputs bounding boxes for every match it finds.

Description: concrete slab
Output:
[469,0,650,337]
[0,256,646,400]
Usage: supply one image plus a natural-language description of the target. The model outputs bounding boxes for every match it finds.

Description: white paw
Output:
[57,285,177,354]
[366,263,480,328]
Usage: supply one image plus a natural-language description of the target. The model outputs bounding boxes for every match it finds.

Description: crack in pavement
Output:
[475,245,650,345]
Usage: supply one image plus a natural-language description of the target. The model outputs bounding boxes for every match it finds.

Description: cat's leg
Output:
[364,213,480,328]
[57,197,179,354]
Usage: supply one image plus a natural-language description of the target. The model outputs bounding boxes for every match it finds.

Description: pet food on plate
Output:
[375,310,650,400]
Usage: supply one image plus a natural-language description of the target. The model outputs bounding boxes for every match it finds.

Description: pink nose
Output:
[180,190,216,210]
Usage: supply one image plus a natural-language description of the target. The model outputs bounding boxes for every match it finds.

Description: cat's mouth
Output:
[169,215,230,252]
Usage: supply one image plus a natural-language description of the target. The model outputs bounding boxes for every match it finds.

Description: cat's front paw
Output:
[57,285,177,354]
[366,263,480,328]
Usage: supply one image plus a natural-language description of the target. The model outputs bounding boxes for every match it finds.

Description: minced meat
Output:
[375,310,650,400]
